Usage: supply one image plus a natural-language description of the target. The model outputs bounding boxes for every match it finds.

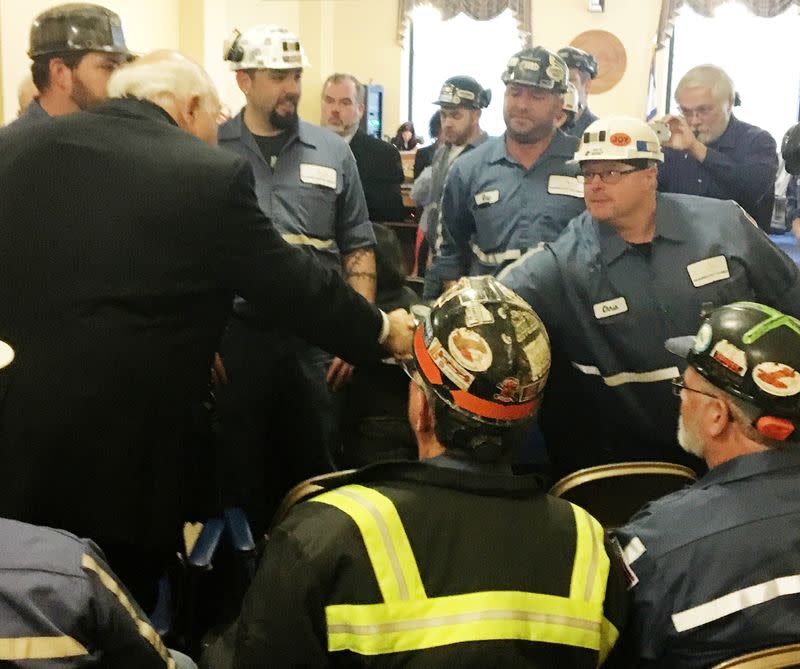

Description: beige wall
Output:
[0,0,181,123]
[1,0,663,127]
[532,0,663,119]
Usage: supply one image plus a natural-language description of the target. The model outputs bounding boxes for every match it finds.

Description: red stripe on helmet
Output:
[451,390,537,421]
[413,327,443,385]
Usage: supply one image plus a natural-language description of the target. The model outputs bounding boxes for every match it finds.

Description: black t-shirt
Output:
[253,132,290,170]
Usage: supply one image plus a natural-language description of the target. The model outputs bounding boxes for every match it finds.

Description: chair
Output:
[549,461,698,528]
[711,643,800,668]
[269,469,356,531]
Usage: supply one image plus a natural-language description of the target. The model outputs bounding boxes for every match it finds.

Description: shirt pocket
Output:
[296,182,337,239]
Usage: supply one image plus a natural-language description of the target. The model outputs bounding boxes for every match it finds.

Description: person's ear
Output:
[706,398,730,438]
[235,69,252,96]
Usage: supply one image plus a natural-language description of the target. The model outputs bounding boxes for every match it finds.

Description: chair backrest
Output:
[269,469,357,531]
[711,643,800,668]
[549,461,698,528]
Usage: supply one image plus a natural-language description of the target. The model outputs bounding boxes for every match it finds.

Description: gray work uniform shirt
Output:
[431,131,585,279]
[614,449,800,668]
[218,113,374,276]
[500,193,800,471]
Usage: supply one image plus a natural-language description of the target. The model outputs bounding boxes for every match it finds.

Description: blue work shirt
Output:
[218,112,374,275]
[565,107,598,138]
[614,448,800,669]
[658,115,778,231]
[0,518,177,668]
[500,193,800,474]
[0,99,51,140]
[431,131,585,280]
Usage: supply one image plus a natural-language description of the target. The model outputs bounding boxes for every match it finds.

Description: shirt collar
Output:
[696,447,800,488]
[426,453,512,475]
[220,109,315,148]
[488,129,576,167]
[595,192,690,265]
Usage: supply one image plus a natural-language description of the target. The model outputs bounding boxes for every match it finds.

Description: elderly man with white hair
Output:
[657,64,778,231]
[0,50,414,612]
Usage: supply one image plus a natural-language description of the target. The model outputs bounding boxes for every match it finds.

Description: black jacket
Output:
[204,461,629,668]
[348,130,406,222]
[0,98,382,552]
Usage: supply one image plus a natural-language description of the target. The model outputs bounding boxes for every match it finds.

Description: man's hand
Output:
[660,114,707,161]
[792,217,800,244]
[326,357,354,391]
[211,352,228,386]
[384,308,416,359]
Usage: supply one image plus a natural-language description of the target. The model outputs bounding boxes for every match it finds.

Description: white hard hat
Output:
[0,340,14,370]
[572,116,664,163]
[223,25,310,71]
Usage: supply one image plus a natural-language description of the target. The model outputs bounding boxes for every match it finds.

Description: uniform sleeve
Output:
[215,159,383,363]
[612,523,674,665]
[701,129,777,211]
[335,148,376,254]
[786,177,799,226]
[81,544,177,669]
[411,166,433,206]
[498,247,565,331]
[430,162,475,281]
[231,528,328,669]
[734,204,800,316]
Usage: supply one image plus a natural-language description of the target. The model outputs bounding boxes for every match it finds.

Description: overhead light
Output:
[588,0,605,12]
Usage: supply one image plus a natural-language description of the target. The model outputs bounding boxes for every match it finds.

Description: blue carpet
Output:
[770,232,800,265]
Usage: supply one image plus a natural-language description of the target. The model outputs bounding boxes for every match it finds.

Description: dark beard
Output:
[70,77,104,110]
[270,109,299,131]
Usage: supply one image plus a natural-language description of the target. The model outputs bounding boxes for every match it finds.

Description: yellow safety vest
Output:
[311,484,619,661]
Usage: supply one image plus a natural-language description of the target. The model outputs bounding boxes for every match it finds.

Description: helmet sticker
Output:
[448,328,493,372]
[501,333,512,345]
[520,60,540,72]
[463,302,495,327]
[428,338,474,390]
[752,363,800,397]
[494,377,521,403]
[545,64,565,81]
[710,339,747,377]
[693,322,713,353]
[524,338,550,379]
[610,133,632,147]
[510,309,538,343]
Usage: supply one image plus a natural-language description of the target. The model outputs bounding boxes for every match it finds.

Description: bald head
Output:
[107,50,221,144]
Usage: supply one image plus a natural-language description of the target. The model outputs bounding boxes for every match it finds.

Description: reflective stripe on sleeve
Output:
[469,242,543,266]
[281,233,337,250]
[671,574,800,633]
[622,537,646,565]
[0,636,88,660]
[326,590,608,655]
[311,485,426,601]
[571,363,679,387]
[81,554,175,669]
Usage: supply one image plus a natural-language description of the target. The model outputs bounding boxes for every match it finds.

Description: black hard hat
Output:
[29,3,130,59]
[782,123,800,176]
[666,302,800,441]
[434,76,491,109]
[557,46,598,79]
[501,47,569,93]
[407,276,550,428]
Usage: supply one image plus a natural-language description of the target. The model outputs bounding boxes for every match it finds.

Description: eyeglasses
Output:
[678,105,717,120]
[670,376,720,400]
[580,166,647,185]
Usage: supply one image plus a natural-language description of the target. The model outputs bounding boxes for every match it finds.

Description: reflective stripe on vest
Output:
[311,484,619,659]
[0,636,88,661]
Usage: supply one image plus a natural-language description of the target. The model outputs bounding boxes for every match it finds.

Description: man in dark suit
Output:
[321,73,406,222]
[0,51,414,611]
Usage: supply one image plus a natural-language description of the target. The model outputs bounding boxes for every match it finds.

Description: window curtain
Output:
[658,0,800,47]
[397,0,532,46]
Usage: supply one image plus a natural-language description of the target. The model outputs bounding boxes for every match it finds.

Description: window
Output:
[409,6,523,140]
[669,2,800,145]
